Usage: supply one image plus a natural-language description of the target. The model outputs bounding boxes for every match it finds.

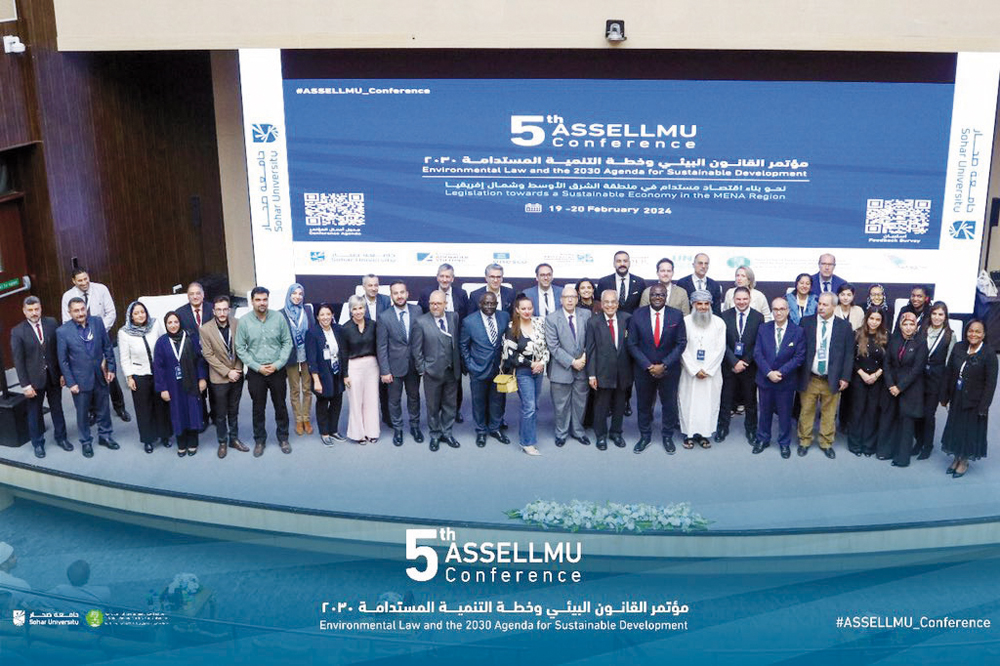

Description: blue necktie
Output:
[398,310,407,342]
[438,318,446,333]
[568,314,576,340]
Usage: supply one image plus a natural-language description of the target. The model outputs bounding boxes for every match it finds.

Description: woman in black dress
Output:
[848,309,888,456]
[914,302,955,460]
[876,312,927,467]
[941,319,998,478]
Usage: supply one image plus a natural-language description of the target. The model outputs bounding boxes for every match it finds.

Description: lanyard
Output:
[171,332,187,363]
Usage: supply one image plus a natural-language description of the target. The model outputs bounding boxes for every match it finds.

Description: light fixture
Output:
[606,20,626,43]
[3,35,25,54]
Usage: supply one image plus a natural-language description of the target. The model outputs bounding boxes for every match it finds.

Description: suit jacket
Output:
[585,311,633,389]
[56,316,115,392]
[884,335,928,418]
[11,317,62,391]
[809,272,847,297]
[376,304,422,377]
[411,311,461,381]
[524,285,563,319]
[722,307,763,372]
[418,287,469,317]
[596,273,646,314]
[797,314,855,392]
[639,283,690,314]
[754,321,806,389]
[199,318,244,384]
[544,308,590,384]
[675,274,724,315]
[176,302,209,336]
[626,305,686,373]
[305,323,348,398]
[942,342,999,414]
[460,310,510,381]
[467,286,516,317]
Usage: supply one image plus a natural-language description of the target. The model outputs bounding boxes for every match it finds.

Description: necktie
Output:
[438,318,446,333]
[818,319,828,374]
[83,291,89,308]
[35,323,43,344]
[195,307,202,327]
[399,310,408,342]
[445,290,453,312]
[776,327,783,347]
[738,310,745,338]
[698,279,705,292]
[568,314,576,340]
[823,281,830,293]
[653,310,661,347]
[487,316,497,344]
[609,317,616,348]
[619,278,626,304]
[544,292,550,314]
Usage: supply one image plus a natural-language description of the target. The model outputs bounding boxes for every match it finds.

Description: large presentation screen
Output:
[240,51,1000,312]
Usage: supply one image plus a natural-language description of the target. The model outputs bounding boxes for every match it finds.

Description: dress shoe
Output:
[160,437,172,448]
[633,436,651,454]
[916,448,932,461]
[797,445,808,457]
[891,461,907,467]
[499,423,509,430]
[33,445,45,459]
[780,446,791,459]
[82,443,94,458]
[454,413,464,424]
[330,432,346,442]
[393,429,404,446]
[229,438,249,452]
[554,437,567,448]
[217,442,227,458]
[522,445,541,456]
[296,422,305,436]
[429,438,440,452]
[572,434,591,446]
[596,438,608,451]
[610,434,626,448]
[663,436,676,454]
[952,467,968,478]
[304,420,314,435]
[476,433,487,448]
[624,403,632,417]
[116,408,132,422]
[279,440,292,454]
[253,441,265,457]
[488,431,510,444]
[57,439,74,452]
[714,429,727,443]
[187,447,197,456]
[752,441,769,455]
[410,427,425,443]
[444,436,460,448]
[177,447,187,457]
[145,442,155,454]
[822,447,836,460]
[946,463,957,475]
[876,455,890,461]
[745,430,756,445]
[98,438,120,450]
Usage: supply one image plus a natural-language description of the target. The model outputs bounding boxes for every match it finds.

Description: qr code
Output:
[864,199,931,235]
[304,192,365,227]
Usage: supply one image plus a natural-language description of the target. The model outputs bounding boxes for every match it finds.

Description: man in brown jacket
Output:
[200,295,249,458]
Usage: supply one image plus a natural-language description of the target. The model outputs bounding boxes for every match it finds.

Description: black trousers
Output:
[109,376,126,413]
[876,395,917,465]
[848,379,883,454]
[315,394,344,436]
[914,389,940,454]
[25,380,67,447]
[176,429,199,452]
[209,378,244,443]
[718,367,758,435]
[634,371,678,438]
[592,387,628,438]
[246,368,289,443]
[131,375,172,444]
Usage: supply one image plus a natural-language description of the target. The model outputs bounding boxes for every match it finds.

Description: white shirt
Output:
[734,306,750,339]
[775,324,786,347]
[440,288,454,312]
[393,306,409,337]
[618,273,631,296]
[606,314,619,348]
[366,297,379,321]
[480,311,499,343]
[61,282,116,330]
[811,315,836,375]
[322,326,339,358]
[435,316,449,335]
[648,306,666,337]
[538,287,555,318]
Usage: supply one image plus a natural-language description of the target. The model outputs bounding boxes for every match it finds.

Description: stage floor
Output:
[1,375,999,532]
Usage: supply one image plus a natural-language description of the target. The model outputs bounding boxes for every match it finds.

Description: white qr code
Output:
[864,199,931,236]
[304,192,366,228]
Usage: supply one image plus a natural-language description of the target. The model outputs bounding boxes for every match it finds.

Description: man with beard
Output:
[678,291,726,449]
[597,250,646,314]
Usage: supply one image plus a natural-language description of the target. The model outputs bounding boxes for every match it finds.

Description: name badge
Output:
[817,347,828,362]
[957,378,964,390]
[175,366,183,381]
[323,349,332,360]
[734,342,745,356]
[697,349,705,361]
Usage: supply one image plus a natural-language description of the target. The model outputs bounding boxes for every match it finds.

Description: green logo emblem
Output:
[85,609,104,627]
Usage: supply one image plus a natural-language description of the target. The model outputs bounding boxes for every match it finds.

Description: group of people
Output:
[9,254,997,476]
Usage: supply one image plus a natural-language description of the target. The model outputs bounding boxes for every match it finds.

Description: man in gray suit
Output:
[524,263,563,320]
[411,290,462,451]
[545,285,592,447]
[377,280,424,446]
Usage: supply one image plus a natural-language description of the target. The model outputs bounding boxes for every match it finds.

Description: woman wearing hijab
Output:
[118,301,171,453]
[154,312,209,456]
[282,283,316,436]
[865,284,892,324]
[876,312,928,467]
[306,303,348,445]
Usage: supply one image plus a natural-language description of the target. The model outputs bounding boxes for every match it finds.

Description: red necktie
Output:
[195,308,202,327]
[35,323,43,344]
[653,311,661,347]
[608,317,616,347]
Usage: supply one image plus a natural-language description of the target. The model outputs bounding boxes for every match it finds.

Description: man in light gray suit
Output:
[544,285,592,447]
[377,280,424,447]
[411,290,462,451]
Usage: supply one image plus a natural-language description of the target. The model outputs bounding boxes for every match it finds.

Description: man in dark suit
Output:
[675,253,724,315]
[176,281,210,428]
[626,283,686,454]
[596,250,645,314]
[11,296,71,458]
[809,253,847,297]
[716,286,763,444]
[418,263,469,424]
[376,280,423,446]
[753,297,806,458]
[56,297,120,458]
[460,292,511,447]
[412,291,462,451]
[524,263,563,320]
[585,289,633,450]
[797,292,855,458]
[467,263,515,317]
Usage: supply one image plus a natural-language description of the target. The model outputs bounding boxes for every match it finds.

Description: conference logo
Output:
[949,220,976,240]
[417,253,435,262]
[85,609,105,627]
[12,609,24,626]
[727,256,750,268]
[252,123,279,143]
[494,252,510,261]
[309,251,326,262]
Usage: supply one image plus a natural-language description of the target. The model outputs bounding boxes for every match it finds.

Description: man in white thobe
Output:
[679,291,726,447]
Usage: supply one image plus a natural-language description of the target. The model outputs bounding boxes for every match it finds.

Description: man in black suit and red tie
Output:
[597,250,646,314]
[11,296,71,458]
[626,283,687,454]
[585,289,633,450]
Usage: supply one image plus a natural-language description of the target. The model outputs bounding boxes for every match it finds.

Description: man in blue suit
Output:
[627,283,686,454]
[524,263,562,320]
[809,253,847,297]
[753,298,806,458]
[56,297,119,458]
[460,292,511,447]
[467,263,515,318]
[418,263,469,316]
[797,292,855,458]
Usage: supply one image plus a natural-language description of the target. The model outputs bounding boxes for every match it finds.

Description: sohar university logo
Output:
[252,123,279,143]
[949,220,976,240]
[12,609,25,626]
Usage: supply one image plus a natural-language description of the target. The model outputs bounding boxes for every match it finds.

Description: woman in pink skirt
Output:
[341,295,381,443]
